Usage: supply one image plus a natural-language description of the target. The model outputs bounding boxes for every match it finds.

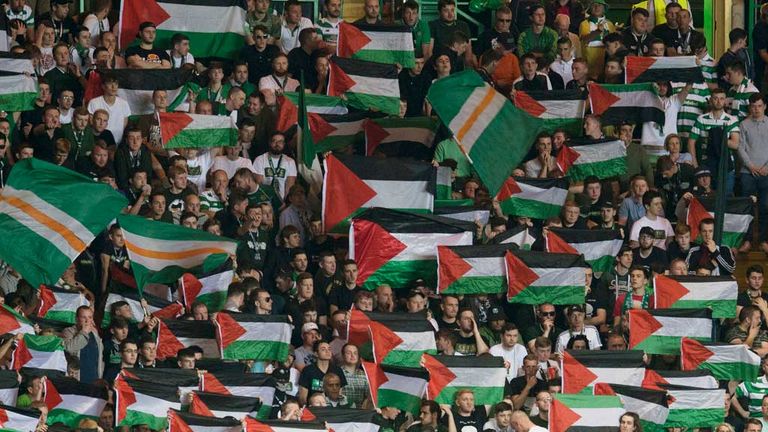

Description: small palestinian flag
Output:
[214,312,291,361]
[628,308,712,355]
[323,155,436,234]
[496,177,569,219]
[159,113,237,149]
[338,22,414,67]
[364,116,438,157]
[663,385,725,428]
[44,377,108,428]
[434,206,490,226]
[347,309,429,346]
[314,112,374,153]
[642,369,718,390]
[37,285,90,324]
[556,139,627,181]
[625,56,704,84]
[329,56,400,115]
[102,289,183,327]
[121,368,202,417]
[549,393,625,432]
[179,265,235,313]
[588,82,665,126]
[504,250,588,304]
[369,317,437,368]
[200,371,277,419]
[686,196,754,248]
[244,418,327,432]
[593,384,669,431]
[11,334,67,373]
[653,275,737,318]
[0,404,41,432]
[546,228,624,275]
[168,409,242,432]
[423,354,505,405]
[350,208,474,290]
[156,319,220,359]
[85,69,195,115]
[302,406,379,432]
[490,225,537,250]
[561,350,645,394]
[276,92,348,131]
[115,376,181,430]
[514,89,587,135]
[681,337,761,381]
[0,305,35,335]
[437,244,517,295]
[361,361,428,414]
[0,370,20,406]
[0,53,37,112]
[190,391,261,420]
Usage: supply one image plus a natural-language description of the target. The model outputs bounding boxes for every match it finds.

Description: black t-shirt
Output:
[125,46,171,66]
[455,333,482,356]
[240,44,280,84]
[513,75,550,91]
[585,281,609,319]
[451,407,487,432]
[164,187,195,214]
[437,318,460,331]
[399,69,432,118]
[327,285,359,311]
[632,246,669,270]
[38,13,77,44]
[298,363,347,394]
[666,241,691,263]
[505,376,547,399]
[652,24,677,49]
[531,415,548,428]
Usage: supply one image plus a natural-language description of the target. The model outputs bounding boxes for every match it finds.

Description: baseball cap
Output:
[600,200,614,209]
[566,304,585,315]
[138,21,157,32]
[694,167,712,178]
[488,306,508,321]
[301,322,319,334]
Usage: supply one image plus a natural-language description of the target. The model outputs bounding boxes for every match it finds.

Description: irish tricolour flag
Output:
[159,113,237,149]
[550,393,625,432]
[505,251,587,304]
[361,361,428,414]
[681,337,761,381]
[629,308,712,355]
[687,196,754,248]
[37,285,90,324]
[561,350,645,394]
[214,312,292,361]
[546,228,623,275]
[329,56,400,115]
[496,177,569,219]
[338,22,415,67]
[11,334,67,373]
[437,244,515,295]
[653,275,737,318]
[663,385,725,429]
[423,354,506,405]
[556,139,627,181]
[514,89,586,135]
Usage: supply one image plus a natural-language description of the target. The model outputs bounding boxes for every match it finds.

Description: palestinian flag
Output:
[118,214,237,290]
[323,155,435,234]
[0,305,35,335]
[243,418,326,432]
[37,285,90,324]
[423,354,505,405]
[102,289,183,327]
[122,368,201,391]
[433,206,490,226]
[190,391,261,420]
[347,309,429,346]
[561,350,645,394]
[549,393,625,432]
[314,112,372,153]
[663,385,725,428]
[514,89,587,135]
[329,56,400,115]
[338,22,415,67]
[200,371,276,419]
[504,250,588,304]
[0,370,20,406]
[157,319,220,359]
[369,317,437,368]
[0,54,37,112]
[0,404,42,432]
[276,92,353,152]
[361,361,428,414]
[44,377,108,428]
[490,225,537,249]
[350,208,474,290]
[214,312,291,361]
[588,82,665,127]
[625,56,704,84]
[427,70,544,196]
[653,275,737,318]
[556,140,627,181]
[628,308,712,355]
[496,177,569,219]
[11,334,67,373]
[593,384,669,431]
[437,244,516,295]
[85,69,196,115]
[302,407,379,432]
[168,409,242,432]
[642,369,718,390]
[0,159,127,288]
[277,92,348,130]
[686,196,753,248]
[364,116,438,157]
[179,265,235,314]
[681,337,761,381]
[435,166,454,201]
[118,0,246,59]
[546,228,623,275]
[115,376,181,430]
[159,113,237,149]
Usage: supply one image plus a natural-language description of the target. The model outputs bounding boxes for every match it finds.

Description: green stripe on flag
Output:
[510,285,585,305]
[383,349,437,368]
[555,393,625,408]
[636,335,710,355]
[566,157,626,182]
[360,259,437,291]
[120,410,167,431]
[378,389,423,414]
[672,300,736,319]
[500,197,562,219]
[43,311,77,323]
[665,408,724,428]
[443,276,506,295]
[435,386,503,406]
[221,340,290,362]
[165,128,237,149]
[155,30,244,61]
[47,409,99,428]
[352,50,414,68]
[699,361,761,381]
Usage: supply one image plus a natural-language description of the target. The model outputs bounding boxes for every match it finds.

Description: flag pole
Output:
[713,126,726,245]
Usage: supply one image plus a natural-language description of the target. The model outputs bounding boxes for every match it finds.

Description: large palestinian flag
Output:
[179,264,234,314]
[364,116,438,157]
[44,377,108,428]
[653,275,737,318]
[329,56,400,115]
[159,113,237,149]
[427,70,544,196]
[347,309,429,346]
[642,369,718,390]
[681,337,761,381]
[628,308,712,355]
[361,361,428,414]
[85,69,196,115]
[37,285,90,324]
[121,368,202,397]
[593,384,669,431]
[588,82,665,127]
[337,22,414,67]
[561,350,645,394]
[686,196,753,247]
[101,289,183,327]
[214,312,291,361]
[115,376,181,430]
[11,334,67,373]
[496,177,569,219]
[505,250,588,304]
[118,0,246,59]
[625,56,704,84]
[514,89,586,135]
[437,243,516,295]
[322,155,436,234]
[0,404,42,432]
[0,159,127,288]
[190,391,261,420]
[349,208,474,290]
[200,371,277,419]
[549,393,625,432]
[423,354,505,405]
[302,407,379,432]
[663,385,725,428]
[0,53,37,112]
[369,317,436,368]
[168,409,242,432]
[156,319,220,359]
[546,228,624,274]
[243,418,327,432]
[556,140,627,181]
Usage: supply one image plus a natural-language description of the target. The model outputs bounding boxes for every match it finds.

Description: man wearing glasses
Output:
[475,6,517,58]
[240,25,280,85]
[522,303,562,350]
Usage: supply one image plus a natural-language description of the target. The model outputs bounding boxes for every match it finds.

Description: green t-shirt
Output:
[433,138,472,178]
[405,19,431,58]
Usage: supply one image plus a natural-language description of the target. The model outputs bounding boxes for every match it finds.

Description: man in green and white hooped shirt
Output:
[316,0,342,48]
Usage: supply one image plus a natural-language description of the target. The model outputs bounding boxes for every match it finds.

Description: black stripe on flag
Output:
[429,355,504,369]
[354,208,475,234]
[162,319,217,339]
[352,22,412,33]
[490,225,535,245]
[648,308,712,319]
[331,56,399,79]
[334,154,435,182]
[600,383,668,406]
[101,69,193,91]
[663,275,735,284]
[0,370,20,390]
[204,371,276,388]
[158,0,245,6]
[549,228,623,243]
[377,318,436,333]
[169,409,241,428]
[306,406,378,424]
[510,250,588,269]
[565,349,644,368]
[124,368,200,387]
[697,196,754,215]
[448,244,518,259]
[194,391,262,412]
[652,369,715,380]
[380,364,430,380]
[222,312,291,325]
[49,377,108,399]
[513,176,570,191]
[122,377,180,402]
[517,88,587,101]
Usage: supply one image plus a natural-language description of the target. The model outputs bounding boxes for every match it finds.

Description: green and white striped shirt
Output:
[736,376,768,418]
[4,4,33,27]
[316,17,341,44]
[728,77,759,122]
[676,54,717,137]
[689,111,740,164]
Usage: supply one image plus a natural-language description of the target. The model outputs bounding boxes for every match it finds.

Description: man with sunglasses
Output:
[475,6,518,57]
[240,25,281,85]
[522,303,562,350]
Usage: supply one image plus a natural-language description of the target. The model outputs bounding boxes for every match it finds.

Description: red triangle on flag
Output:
[505,251,540,300]
[308,112,336,143]
[686,197,713,240]
[179,273,202,313]
[587,83,621,115]
[496,177,523,201]
[0,407,8,427]
[347,309,373,346]
[422,354,457,400]
[167,410,192,432]
[361,361,387,407]
[114,376,137,425]
[37,285,56,318]
[0,308,22,335]
[323,155,377,233]
[83,71,103,105]
[159,112,193,146]
[155,302,184,320]
[364,119,390,156]
[625,56,657,84]
[593,382,616,396]
[276,96,298,132]
[328,61,357,96]
[156,320,186,359]
[514,91,547,117]
[43,379,63,410]
[189,393,215,417]
[680,337,714,370]
[301,408,317,421]
[352,218,407,287]
[437,245,473,292]
[628,309,663,350]
[562,351,598,394]
[243,417,275,432]
[338,22,372,58]
[641,369,667,391]
[370,321,404,364]
[556,145,580,174]
[653,275,690,308]
[11,336,31,370]
[118,0,171,50]
[200,372,231,395]
[215,312,246,348]
[546,231,578,255]
[550,397,582,432]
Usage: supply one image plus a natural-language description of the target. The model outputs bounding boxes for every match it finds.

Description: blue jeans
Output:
[741,173,768,242]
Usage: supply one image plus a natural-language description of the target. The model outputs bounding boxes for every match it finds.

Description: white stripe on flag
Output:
[448,86,505,154]
[587,367,645,387]
[709,344,761,364]
[0,75,36,96]
[233,322,291,343]
[393,331,437,351]
[123,232,236,271]
[572,239,623,262]
[463,256,505,278]
[574,141,626,165]
[56,393,107,416]
[573,407,626,426]
[346,74,398,98]
[538,99,585,119]
[668,388,724,409]
[679,280,736,301]
[0,58,35,74]
[182,115,236,131]
[391,232,473,262]
[381,372,427,396]
[530,267,584,287]
[26,349,66,371]
[516,181,568,204]
[654,316,712,337]
[157,3,246,34]
[358,30,413,51]
[724,214,753,233]
[130,392,179,417]
[364,180,433,210]
[446,367,506,387]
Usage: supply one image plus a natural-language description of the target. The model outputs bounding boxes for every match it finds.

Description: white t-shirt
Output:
[178,150,214,192]
[628,215,674,250]
[211,155,254,179]
[59,108,73,125]
[167,50,196,69]
[489,343,527,382]
[555,325,602,353]
[252,153,297,199]
[277,17,314,54]
[82,14,110,45]
[87,96,132,144]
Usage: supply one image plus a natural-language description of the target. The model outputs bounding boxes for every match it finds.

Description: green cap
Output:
[591,0,608,5]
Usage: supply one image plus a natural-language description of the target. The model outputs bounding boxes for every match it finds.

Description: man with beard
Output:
[253,132,297,201]
[232,167,281,211]
[259,53,299,107]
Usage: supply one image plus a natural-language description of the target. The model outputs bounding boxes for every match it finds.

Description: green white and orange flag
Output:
[423,354,506,405]
[549,393,625,432]
[214,312,292,361]
[0,158,127,287]
[117,214,237,291]
[653,275,737,318]
[629,308,712,355]
[504,250,587,304]
[159,113,237,149]
[681,337,761,381]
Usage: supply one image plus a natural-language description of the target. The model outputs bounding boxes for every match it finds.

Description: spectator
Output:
[555,304,601,352]
[726,306,768,356]
[125,21,171,69]
[632,226,670,269]
[629,190,674,250]
[278,0,313,54]
[401,0,432,59]
[62,306,103,383]
[579,0,614,80]
[490,323,528,382]
[613,265,655,326]
[517,5,557,63]
[622,8,652,57]
[485,401,515,432]
[739,93,768,253]
[685,218,736,276]
[429,0,475,68]
[297,340,347,405]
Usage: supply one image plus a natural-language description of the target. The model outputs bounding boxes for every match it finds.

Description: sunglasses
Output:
[540,311,556,317]
[254,35,268,39]
[497,18,512,22]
